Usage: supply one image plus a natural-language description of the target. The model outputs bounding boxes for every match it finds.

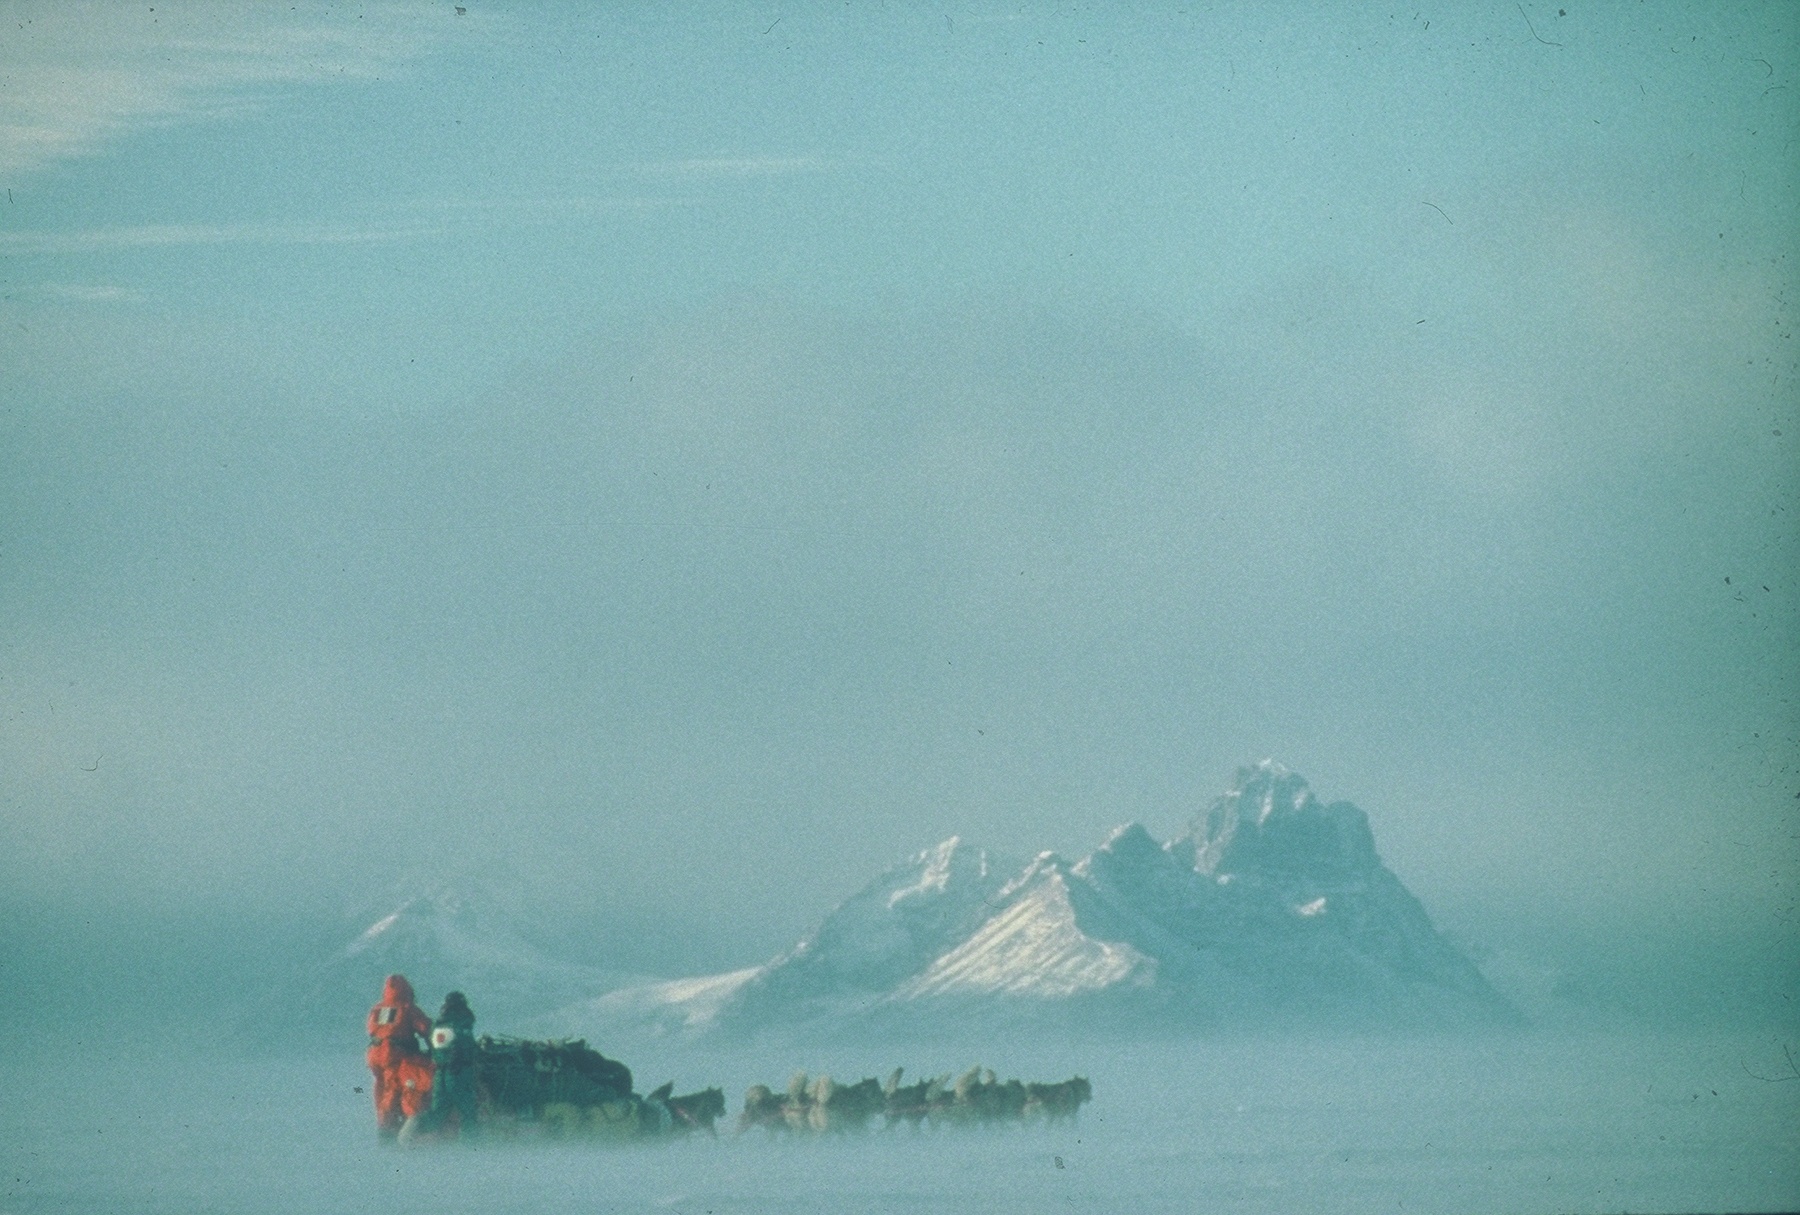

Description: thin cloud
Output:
[630,156,832,178]
[0,195,690,256]
[35,283,147,303]
[0,1,449,178]
[0,220,450,256]
[395,194,693,218]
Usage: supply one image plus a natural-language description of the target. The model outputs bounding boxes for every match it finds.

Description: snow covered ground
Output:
[6,1029,1796,1214]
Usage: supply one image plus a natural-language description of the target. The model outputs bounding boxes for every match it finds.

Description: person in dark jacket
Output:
[422,991,479,1138]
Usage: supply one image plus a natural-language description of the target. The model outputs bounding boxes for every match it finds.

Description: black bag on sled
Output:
[474,1037,633,1117]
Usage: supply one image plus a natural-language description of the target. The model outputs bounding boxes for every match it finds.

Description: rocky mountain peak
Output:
[886,835,989,910]
[1094,821,1164,863]
[1188,760,1379,881]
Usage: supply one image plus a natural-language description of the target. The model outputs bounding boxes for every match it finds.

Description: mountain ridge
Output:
[544,761,1521,1042]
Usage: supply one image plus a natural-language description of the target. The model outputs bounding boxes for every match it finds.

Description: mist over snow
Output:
[7,1031,1800,1215]
[0,2,1795,1211]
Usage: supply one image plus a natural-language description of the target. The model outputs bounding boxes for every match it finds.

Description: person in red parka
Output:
[366,974,433,1140]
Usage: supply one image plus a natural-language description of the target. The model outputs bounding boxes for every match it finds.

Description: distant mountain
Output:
[250,874,635,1048]
[548,762,1519,1041]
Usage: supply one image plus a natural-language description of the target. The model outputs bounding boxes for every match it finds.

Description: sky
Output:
[1,2,1795,1016]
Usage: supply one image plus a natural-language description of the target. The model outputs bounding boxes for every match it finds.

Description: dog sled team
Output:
[740,1067,1092,1133]
[366,973,1088,1144]
[365,973,721,1143]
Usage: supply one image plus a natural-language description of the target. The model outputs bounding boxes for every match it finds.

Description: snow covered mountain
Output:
[253,874,632,1047]
[551,763,1519,1041]
[550,835,1011,1038]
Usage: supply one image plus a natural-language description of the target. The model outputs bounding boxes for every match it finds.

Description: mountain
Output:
[548,835,1011,1038]
[250,874,635,1048]
[549,762,1519,1041]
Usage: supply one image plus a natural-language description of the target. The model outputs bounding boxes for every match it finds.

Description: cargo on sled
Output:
[401,1036,720,1143]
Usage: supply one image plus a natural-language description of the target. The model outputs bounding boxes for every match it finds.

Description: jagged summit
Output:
[1094,821,1164,862]
[550,764,1519,1042]
[1182,760,1379,880]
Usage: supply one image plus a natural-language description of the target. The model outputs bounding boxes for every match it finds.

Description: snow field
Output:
[4,1029,1796,1214]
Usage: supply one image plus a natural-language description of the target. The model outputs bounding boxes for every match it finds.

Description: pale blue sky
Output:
[1,2,1794,985]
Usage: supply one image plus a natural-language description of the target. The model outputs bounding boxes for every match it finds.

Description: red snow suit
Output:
[397,1054,435,1120]
[366,974,433,1136]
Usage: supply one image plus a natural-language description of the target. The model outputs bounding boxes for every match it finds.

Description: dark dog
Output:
[973,1077,1028,1122]
[738,1083,788,1133]
[936,1065,1025,1125]
[882,1068,948,1129]
[808,1075,884,1132]
[1023,1077,1092,1123]
[649,1082,726,1135]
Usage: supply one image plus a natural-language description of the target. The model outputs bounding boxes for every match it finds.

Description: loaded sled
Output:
[403,1035,715,1142]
